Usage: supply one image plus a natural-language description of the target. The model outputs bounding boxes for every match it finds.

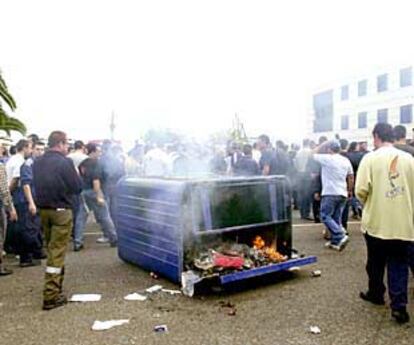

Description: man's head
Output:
[74,140,86,152]
[242,144,253,157]
[257,134,270,152]
[275,140,285,151]
[339,139,349,151]
[393,125,407,143]
[318,136,328,145]
[372,123,394,149]
[86,143,101,159]
[27,133,40,146]
[348,141,358,152]
[16,139,32,159]
[302,139,310,148]
[359,141,368,152]
[327,140,341,154]
[48,131,69,155]
[33,141,45,158]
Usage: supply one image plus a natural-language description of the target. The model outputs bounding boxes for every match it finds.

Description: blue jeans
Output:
[73,190,117,247]
[320,195,346,245]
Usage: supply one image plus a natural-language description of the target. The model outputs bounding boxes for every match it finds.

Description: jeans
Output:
[364,233,409,310]
[73,189,117,247]
[320,195,346,245]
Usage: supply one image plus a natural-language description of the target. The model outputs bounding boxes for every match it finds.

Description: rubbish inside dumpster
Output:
[187,236,288,278]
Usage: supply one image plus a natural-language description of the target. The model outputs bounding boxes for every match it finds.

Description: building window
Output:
[377,74,388,92]
[341,85,349,100]
[358,79,367,97]
[400,67,412,87]
[400,104,413,124]
[377,109,388,123]
[341,115,349,130]
[313,90,334,133]
[358,112,368,128]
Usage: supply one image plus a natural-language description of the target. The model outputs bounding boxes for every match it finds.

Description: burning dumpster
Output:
[116,176,317,295]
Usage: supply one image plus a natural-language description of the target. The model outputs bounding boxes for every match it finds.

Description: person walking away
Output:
[67,140,88,239]
[0,162,17,276]
[33,131,82,310]
[295,139,313,220]
[356,123,414,324]
[5,139,32,263]
[74,143,117,251]
[18,141,47,267]
[233,144,260,176]
[313,140,354,250]
[101,144,126,225]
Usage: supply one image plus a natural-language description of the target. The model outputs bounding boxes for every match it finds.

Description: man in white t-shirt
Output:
[313,140,354,251]
[6,139,32,190]
[67,140,88,171]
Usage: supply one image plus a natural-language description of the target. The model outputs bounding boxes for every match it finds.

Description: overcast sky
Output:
[1,0,414,144]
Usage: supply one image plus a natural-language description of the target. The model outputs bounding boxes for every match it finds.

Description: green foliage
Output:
[0,70,26,135]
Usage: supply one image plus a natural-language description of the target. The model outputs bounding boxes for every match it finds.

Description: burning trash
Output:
[188,236,288,278]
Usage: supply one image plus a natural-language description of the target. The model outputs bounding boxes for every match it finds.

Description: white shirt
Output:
[314,153,353,197]
[6,153,25,185]
[143,148,169,177]
[67,151,88,171]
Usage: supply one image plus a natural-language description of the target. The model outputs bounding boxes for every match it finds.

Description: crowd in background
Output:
[0,125,414,320]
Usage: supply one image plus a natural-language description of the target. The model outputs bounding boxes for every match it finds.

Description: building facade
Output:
[308,65,414,143]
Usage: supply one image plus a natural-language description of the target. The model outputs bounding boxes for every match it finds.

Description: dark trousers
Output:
[312,199,321,222]
[16,203,43,263]
[364,233,409,310]
[297,176,312,218]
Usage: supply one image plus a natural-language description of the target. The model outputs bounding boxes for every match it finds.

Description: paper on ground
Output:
[310,326,321,334]
[124,293,147,301]
[146,285,163,293]
[70,294,102,302]
[92,319,129,331]
[161,289,182,295]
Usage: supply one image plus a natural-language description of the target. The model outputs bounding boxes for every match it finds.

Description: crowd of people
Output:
[0,124,413,323]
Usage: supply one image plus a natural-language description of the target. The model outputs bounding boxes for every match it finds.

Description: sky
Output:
[1,0,414,145]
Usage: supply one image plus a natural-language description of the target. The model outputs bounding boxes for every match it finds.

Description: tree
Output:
[0,70,26,135]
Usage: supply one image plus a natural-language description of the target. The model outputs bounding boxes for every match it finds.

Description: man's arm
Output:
[92,179,105,205]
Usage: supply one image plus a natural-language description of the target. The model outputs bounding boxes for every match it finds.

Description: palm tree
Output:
[0,70,26,135]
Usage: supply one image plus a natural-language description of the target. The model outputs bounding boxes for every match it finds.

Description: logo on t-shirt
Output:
[386,156,405,198]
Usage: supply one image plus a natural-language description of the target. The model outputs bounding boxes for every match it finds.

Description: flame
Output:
[253,236,286,263]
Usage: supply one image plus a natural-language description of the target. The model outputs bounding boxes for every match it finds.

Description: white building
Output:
[307,65,414,143]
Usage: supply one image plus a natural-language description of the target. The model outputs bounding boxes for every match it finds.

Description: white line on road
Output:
[293,221,361,228]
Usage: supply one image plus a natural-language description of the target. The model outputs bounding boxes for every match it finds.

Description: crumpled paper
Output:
[92,319,129,331]
[310,326,321,334]
[124,293,147,301]
[146,285,163,293]
[70,294,102,302]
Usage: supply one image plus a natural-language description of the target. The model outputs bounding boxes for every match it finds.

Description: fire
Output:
[253,236,286,263]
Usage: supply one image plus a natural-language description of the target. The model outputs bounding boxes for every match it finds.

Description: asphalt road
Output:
[1,217,413,345]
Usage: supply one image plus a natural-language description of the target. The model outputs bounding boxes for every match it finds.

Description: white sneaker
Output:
[327,235,349,251]
[96,237,109,244]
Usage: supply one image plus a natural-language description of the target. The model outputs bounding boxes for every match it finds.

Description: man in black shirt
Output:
[258,135,290,176]
[233,144,260,176]
[74,143,117,251]
[33,131,82,310]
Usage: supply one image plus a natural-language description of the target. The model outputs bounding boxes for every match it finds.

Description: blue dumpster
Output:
[116,176,317,290]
